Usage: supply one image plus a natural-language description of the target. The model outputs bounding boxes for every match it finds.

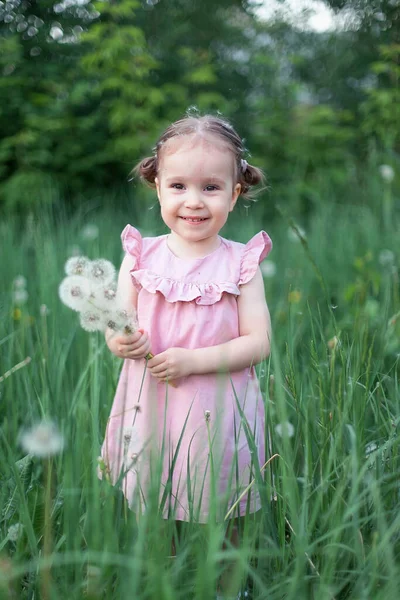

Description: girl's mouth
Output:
[180,217,208,223]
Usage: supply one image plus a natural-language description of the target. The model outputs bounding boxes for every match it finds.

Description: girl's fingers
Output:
[148,362,167,375]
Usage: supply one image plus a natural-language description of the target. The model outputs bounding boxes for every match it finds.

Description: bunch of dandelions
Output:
[59,256,138,335]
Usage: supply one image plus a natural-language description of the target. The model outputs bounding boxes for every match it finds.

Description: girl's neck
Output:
[166,232,221,259]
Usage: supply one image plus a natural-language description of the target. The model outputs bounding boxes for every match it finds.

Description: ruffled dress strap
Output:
[239,231,272,286]
[121,224,142,267]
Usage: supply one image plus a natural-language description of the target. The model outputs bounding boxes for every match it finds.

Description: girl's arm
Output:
[147,268,271,380]
[191,267,271,374]
[105,255,151,360]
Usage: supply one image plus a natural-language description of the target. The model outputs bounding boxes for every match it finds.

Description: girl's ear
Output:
[155,177,161,202]
[230,183,241,211]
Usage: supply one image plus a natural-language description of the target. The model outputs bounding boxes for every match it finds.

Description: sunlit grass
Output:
[1,195,399,599]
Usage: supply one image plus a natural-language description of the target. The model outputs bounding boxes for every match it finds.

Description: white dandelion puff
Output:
[12,288,28,305]
[40,304,50,317]
[91,284,118,311]
[81,224,99,240]
[13,275,27,289]
[86,259,116,285]
[379,164,395,183]
[19,420,64,457]
[106,307,138,334]
[204,410,211,422]
[59,275,91,311]
[379,249,395,266]
[79,308,105,332]
[260,261,277,278]
[7,523,23,542]
[65,255,90,276]
[274,421,295,438]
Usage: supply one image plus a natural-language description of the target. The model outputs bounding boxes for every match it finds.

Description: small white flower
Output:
[204,410,211,422]
[261,261,277,278]
[12,288,28,305]
[379,249,395,266]
[287,226,306,243]
[13,275,27,289]
[19,420,64,457]
[79,308,105,332]
[7,523,23,542]
[86,259,116,285]
[81,224,99,240]
[379,164,395,183]
[274,421,295,438]
[40,304,49,317]
[59,275,91,311]
[65,256,90,277]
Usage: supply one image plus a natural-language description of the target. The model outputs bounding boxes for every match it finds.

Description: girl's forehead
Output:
[160,133,230,157]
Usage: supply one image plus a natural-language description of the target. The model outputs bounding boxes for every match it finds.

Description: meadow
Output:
[1,183,399,599]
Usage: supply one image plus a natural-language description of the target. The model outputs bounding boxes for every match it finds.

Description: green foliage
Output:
[361,44,400,150]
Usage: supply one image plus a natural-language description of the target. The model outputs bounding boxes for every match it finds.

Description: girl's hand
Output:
[106,328,151,360]
[147,348,194,381]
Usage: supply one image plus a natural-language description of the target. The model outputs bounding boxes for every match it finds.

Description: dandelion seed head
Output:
[19,420,64,457]
[79,309,105,332]
[379,164,394,183]
[379,249,395,267]
[81,224,99,240]
[59,275,91,311]
[13,275,27,289]
[87,259,116,285]
[275,421,295,438]
[204,410,211,422]
[40,304,49,317]
[7,523,23,542]
[261,261,277,278]
[12,288,28,305]
[65,255,90,276]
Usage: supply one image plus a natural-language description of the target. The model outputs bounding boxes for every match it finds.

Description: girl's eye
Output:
[171,183,185,190]
[205,185,218,192]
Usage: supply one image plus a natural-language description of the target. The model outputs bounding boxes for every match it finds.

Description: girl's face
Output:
[155,134,241,256]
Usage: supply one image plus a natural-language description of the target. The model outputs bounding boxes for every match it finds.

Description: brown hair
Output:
[133,115,265,200]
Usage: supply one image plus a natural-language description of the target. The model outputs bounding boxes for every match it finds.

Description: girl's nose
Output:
[184,191,204,208]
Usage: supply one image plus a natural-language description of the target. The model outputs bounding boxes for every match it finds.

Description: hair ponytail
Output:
[239,162,266,199]
[132,156,158,187]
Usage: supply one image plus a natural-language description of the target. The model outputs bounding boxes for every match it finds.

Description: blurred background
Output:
[0,0,398,219]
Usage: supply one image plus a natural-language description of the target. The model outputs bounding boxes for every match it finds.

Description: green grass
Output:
[1,192,400,599]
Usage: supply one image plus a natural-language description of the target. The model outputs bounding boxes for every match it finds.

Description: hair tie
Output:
[241,159,248,174]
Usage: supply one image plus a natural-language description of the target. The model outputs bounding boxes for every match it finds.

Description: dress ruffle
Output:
[131,269,240,305]
[239,231,272,285]
[121,224,272,305]
[121,224,142,267]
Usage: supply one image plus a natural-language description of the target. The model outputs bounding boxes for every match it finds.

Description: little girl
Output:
[101,114,272,545]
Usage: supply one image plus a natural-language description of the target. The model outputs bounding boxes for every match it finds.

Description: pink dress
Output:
[101,224,272,523]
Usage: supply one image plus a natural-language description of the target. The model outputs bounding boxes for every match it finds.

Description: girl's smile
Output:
[155,134,241,258]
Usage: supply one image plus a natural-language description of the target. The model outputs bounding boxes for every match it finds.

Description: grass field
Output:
[1,190,399,599]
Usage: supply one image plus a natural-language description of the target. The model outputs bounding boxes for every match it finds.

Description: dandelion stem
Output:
[224,454,281,521]
[0,356,31,383]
